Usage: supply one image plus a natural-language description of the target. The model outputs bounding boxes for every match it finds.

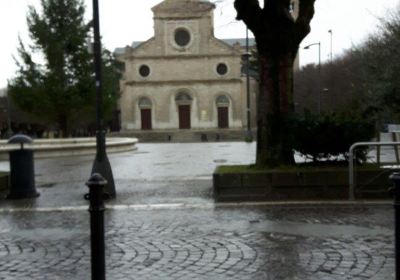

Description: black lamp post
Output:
[4,89,13,138]
[245,28,252,141]
[91,0,116,198]
[328,29,333,63]
[390,172,400,279]
[304,42,321,114]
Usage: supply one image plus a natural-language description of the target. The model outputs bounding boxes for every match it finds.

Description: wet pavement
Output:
[0,142,256,208]
[0,142,396,279]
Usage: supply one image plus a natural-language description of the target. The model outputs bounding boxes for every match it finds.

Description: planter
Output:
[213,166,395,202]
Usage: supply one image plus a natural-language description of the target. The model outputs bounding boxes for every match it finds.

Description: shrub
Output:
[292,111,375,163]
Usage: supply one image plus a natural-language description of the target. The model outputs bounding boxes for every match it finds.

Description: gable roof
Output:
[114,38,256,54]
[222,38,256,48]
[152,0,215,18]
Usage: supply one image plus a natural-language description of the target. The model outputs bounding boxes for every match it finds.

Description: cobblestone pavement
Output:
[0,205,395,279]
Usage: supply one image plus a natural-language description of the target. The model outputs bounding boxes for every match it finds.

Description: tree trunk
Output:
[233,0,316,167]
[256,53,296,167]
[58,113,69,138]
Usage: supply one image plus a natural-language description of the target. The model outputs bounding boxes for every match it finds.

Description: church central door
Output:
[141,108,152,130]
[178,105,191,129]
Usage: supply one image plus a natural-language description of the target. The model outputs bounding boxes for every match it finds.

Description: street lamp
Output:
[328,29,333,63]
[245,27,252,142]
[304,42,321,113]
[91,0,116,198]
[4,89,13,138]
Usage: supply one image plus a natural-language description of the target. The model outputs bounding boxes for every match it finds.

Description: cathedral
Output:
[115,0,298,134]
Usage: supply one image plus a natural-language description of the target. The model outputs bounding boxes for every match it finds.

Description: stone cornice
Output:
[125,79,242,86]
[126,53,241,61]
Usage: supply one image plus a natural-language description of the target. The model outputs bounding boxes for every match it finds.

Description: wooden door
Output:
[218,107,229,128]
[141,109,152,130]
[179,105,191,129]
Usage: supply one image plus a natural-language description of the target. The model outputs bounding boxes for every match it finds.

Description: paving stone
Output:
[0,203,396,279]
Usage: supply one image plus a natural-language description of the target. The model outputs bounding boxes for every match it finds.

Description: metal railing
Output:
[348,141,400,200]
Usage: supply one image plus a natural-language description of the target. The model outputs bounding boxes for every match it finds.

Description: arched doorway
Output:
[138,97,152,130]
[175,92,192,129]
[216,95,230,128]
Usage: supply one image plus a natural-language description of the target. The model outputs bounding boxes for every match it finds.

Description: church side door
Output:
[178,105,191,129]
[141,108,152,130]
[217,107,229,128]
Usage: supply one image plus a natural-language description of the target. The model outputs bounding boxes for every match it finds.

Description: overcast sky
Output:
[0,0,399,89]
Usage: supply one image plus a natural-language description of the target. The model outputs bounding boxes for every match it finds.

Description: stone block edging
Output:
[213,166,394,202]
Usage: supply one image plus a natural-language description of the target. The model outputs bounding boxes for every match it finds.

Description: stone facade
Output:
[115,0,298,132]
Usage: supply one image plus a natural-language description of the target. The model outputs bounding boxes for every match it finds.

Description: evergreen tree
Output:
[8,0,120,137]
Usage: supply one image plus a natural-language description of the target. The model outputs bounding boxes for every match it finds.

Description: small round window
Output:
[139,65,150,77]
[174,28,191,47]
[216,63,228,75]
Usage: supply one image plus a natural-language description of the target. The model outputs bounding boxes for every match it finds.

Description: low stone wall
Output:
[213,167,395,202]
[0,137,138,160]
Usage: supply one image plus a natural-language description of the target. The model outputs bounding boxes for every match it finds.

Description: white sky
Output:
[0,0,398,89]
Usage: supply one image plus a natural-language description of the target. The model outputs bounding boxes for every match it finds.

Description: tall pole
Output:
[304,42,321,114]
[245,28,252,141]
[91,0,116,198]
[317,42,321,114]
[328,29,333,63]
[5,89,13,138]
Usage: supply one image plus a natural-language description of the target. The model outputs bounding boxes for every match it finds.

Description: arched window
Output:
[216,95,230,107]
[175,92,193,105]
[138,97,152,108]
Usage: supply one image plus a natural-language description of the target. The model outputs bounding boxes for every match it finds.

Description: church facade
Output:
[115,0,298,132]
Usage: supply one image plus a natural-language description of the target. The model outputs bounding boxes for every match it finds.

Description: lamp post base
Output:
[92,130,116,199]
[245,130,253,143]
[92,155,116,199]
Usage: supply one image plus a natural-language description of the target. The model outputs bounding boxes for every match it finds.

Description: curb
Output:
[0,200,392,213]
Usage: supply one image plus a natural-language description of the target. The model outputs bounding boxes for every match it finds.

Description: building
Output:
[115,0,298,137]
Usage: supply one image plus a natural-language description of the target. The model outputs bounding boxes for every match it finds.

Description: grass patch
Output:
[215,162,383,174]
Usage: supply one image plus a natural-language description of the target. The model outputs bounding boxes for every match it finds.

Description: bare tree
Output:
[234,0,316,166]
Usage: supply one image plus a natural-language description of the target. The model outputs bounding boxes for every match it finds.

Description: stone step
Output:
[113,129,254,143]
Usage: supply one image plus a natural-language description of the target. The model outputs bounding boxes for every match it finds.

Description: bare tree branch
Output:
[265,0,295,23]
[294,0,316,45]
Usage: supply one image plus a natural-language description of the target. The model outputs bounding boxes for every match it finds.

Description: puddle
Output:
[38,183,56,188]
